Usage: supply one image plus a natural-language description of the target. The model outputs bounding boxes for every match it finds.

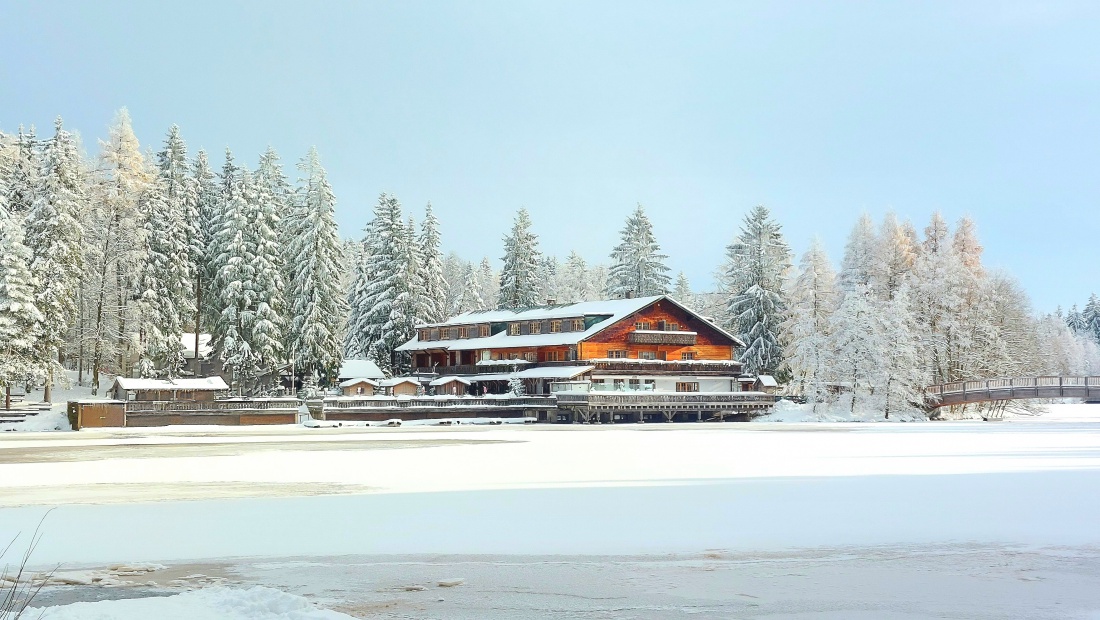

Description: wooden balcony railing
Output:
[124,398,300,413]
[324,396,557,410]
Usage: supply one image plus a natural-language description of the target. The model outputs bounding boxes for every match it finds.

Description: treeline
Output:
[0,111,345,398]
[3,111,1097,409]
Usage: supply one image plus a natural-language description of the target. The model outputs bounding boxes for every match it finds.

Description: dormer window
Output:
[550,320,562,333]
[479,324,490,338]
[509,323,520,336]
[458,327,470,339]
[530,321,542,334]
[571,319,585,331]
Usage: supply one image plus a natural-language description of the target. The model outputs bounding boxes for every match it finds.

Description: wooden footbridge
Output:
[925,376,1100,408]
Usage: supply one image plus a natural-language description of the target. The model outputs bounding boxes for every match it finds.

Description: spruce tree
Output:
[1083,294,1100,343]
[25,118,87,401]
[0,208,44,409]
[136,179,191,376]
[498,208,542,309]
[606,204,671,298]
[781,239,836,406]
[285,147,346,383]
[672,272,692,307]
[721,205,791,376]
[4,127,39,216]
[837,213,877,294]
[418,202,448,323]
[559,251,591,303]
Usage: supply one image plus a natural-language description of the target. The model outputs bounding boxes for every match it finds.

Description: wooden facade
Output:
[578,300,735,362]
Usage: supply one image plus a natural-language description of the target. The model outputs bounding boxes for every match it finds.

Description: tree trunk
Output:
[43,361,53,403]
[4,386,10,411]
[194,272,202,374]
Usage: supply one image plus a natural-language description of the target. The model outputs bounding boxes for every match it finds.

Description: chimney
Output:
[625,290,635,299]
[546,298,556,306]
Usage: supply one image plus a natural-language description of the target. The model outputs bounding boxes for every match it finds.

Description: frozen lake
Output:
[2,404,1099,618]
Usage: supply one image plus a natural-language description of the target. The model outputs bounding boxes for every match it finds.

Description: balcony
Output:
[413,359,743,378]
[627,330,697,346]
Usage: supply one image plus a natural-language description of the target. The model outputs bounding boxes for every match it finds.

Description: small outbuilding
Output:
[338,359,386,383]
[110,376,229,402]
[753,375,778,395]
[340,378,379,397]
[429,376,471,396]
[378,377,421,397]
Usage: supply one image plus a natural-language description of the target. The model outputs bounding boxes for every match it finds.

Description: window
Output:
[418,329,428,341]
[509,323,520,335]
[530,321,542,334]
[550,320,562,333]
[644,379,656,390]
[479,324,490,338]
[458,327,470,339]
[628,379,640,388]
[639,351,657,360]
[545,351,560,362]
[571,319,585,331]
[676,382,699,392]
[440,328,451,340]
[681,352,695,360]
[607,350,629,359]
[635,321,651,330]
[667,323,679,332]
[613,379,626,389]
[509,352,520,360]
[525,352,537,362]
[591,379,605,385]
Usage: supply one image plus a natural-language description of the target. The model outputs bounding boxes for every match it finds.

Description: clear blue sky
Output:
[2,1,1097,312]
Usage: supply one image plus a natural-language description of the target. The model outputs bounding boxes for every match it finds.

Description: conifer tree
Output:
[0,208,44,409]
[418,202,448,323]
[721,205,791,375]
[838,213,877,294]
[136,178,191,376]
[3,127,39,216]
[672,272,693,307]
[498,208,542,309]
[193,149,220,337]
[1084,294,1100,343]
[285,147,346,382]
[25,118,87,401]
[606,204,671,298]
[477,258,498,309]
[559,251,591,303]
[824,284,881,414]
[781,239,836,406]
[872,212,918,301]
[454,261,484,313]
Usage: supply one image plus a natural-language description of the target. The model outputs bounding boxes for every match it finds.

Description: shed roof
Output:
[338,359,386,380]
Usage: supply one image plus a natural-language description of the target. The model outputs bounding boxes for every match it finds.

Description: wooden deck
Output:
[925,376,1100,407]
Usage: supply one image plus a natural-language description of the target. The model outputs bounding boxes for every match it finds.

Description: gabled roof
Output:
[429,376,472,386]
[113,376,229,391]
[339,359,385,380]
[378,377,421,388]
[397,295,744,352]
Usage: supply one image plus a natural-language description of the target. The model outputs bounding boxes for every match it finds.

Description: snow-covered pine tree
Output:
[720,205,791,375]
[606,204,671,298]
[192,149,220,341]
[824,284,883,415]
[343,238,371,360]
[837,213,877,294]
[0,207,44,409]
[135,178,192,376]
[498,208,542,309]
[907,212,968,384]
[558,251,591,304]
[285,147,346,383]
[257,146,294,320]
[245,168,286,388]
[876,284,926,419]
[418,202,448,323]
[454,260,484,313]
[672,272,693,308]
[476,258,499,309]
[1066,304,1087,335]
[537,255,560,304]
[781,239,836,407]
[1082,294,1100,343]
[872,212,918,301]
[3,127,40,216]
[25,118,87,401]
[440,252,468,315]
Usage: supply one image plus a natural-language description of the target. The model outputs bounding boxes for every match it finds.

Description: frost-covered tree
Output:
[498,208,542,309]
[0,208,44,409]
[477,258,499,310]
[83,110,150,390]
[3,127,40,216]
[606,204,671,298]
[720,205,791,375]
[876,284,926,419]
[872,212,918,301]
[672,272,693,308]
[454,260,484,313]
[285,147,346,382]
[824,285,881,414]
[344,238,371,360]
[1083,294,1100,343]
[837,213,877,294]
[418,202,448,323]
[25,118,87,401]
[212,167,284,391]
[349,194,422,374]
[135,179,192,376]
[781,239,836,406]
[1066,304,1087,335]
[558,251,591,304]
[537,255,560,304]
[907,212,968,384]
[192,149,220,342]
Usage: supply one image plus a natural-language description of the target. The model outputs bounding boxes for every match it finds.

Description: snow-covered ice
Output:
[20,586,353,619]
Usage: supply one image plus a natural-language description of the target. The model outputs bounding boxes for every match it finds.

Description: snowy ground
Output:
[2,403,1099,618]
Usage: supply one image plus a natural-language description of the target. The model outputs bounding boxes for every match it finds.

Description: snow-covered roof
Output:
[429,376,472,386]
[112,376,229,392]
[181,333,213,359]
[339,359,385,380]
[339,378,379,388]
[755,375,778,387]
[399,296,742,352]
[378,377,420,387]
[515,365,594,379]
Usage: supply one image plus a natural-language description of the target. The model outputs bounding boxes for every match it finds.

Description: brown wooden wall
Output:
[579,300,736,361]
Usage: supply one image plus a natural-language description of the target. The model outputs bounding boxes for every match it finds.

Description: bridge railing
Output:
[928,376,1100,396]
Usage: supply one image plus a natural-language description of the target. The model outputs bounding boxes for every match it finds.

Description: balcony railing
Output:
[627,330,697,346]
[413,359,743,377]
[324,396,557,409]
[124,398,300,413]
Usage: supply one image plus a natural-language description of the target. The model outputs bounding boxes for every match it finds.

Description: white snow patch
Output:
[22,586,353,619]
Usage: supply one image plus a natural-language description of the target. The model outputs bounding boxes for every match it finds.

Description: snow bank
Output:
[4,409,71,432]
[22,586,353,619]
[754,399,926,422]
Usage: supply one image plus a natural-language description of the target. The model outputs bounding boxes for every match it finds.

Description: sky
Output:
[1,1,1097,312]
